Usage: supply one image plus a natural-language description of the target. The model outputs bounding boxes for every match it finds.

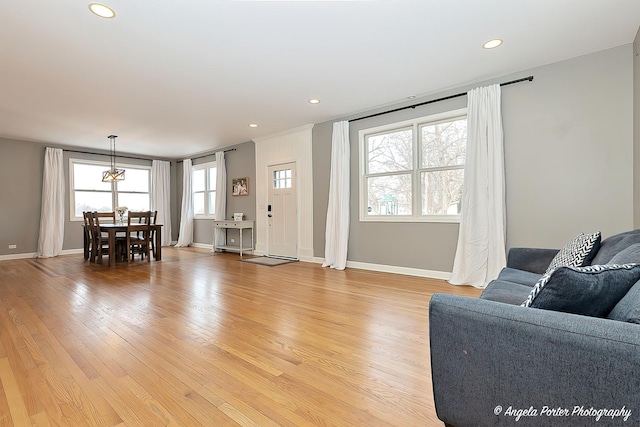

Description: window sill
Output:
[359,215,460,224]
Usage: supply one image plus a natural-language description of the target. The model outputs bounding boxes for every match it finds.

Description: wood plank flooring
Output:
[0,248,480,426]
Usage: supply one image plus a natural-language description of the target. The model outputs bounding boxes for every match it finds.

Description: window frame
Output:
[192,161,217,219]
[358,108,467,223]
[69,158,151,222]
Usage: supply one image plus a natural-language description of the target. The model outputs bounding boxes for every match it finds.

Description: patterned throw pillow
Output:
[521,264,640,317]
[545,231,601,274]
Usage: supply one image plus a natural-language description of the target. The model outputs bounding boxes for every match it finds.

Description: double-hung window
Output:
[359,108,467,222]
[70,159,151,220]
[193,162,217,218]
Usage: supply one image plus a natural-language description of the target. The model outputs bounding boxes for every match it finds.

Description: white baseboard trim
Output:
[192,243,213,250]
[0,252,37,261]
[0,248,85,262]
[311,257,451,280]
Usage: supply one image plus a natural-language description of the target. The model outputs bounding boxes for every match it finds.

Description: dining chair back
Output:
[88,212,110,263]
[127,211,152,263]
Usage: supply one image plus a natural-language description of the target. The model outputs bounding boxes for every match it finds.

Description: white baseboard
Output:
[0,248,85,261]
[311,257,451,280]
[192,243,213,250]
[0,252,37,261]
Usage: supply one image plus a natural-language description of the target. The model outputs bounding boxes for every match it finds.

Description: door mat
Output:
[240,257,298,267]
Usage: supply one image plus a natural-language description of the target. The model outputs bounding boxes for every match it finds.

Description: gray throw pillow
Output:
[545,231,601,274]
[521,264,640,317]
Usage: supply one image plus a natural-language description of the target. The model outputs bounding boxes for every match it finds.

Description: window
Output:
[70,159,150,220]
[273,168,292,189]
[193,162,217,218]
[359,108,467,222]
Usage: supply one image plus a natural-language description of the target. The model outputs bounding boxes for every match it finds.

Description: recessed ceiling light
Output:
[407,95,416,99]
[483,38,503,49]
[308,99,321,104]
[89,3,116,18]
[248,123,258,128]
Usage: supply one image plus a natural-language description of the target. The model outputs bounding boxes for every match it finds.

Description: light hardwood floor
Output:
[0,248,480,426]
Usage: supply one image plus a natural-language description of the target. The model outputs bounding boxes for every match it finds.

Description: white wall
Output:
[253,125,314,260]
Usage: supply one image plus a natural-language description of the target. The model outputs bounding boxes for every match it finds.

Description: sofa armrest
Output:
[429,294,640,426]
[506,247,559,274]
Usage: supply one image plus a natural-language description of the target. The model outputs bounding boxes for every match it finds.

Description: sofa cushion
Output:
[496,267,542,287]
[609,243,640,264]
[521,264,640,317]
[545,231,601,274]
[479,280,533,305]
[607,279,640,324]
[591,229,640,265]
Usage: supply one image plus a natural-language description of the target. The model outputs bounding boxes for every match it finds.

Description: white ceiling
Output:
[1,0,639,158]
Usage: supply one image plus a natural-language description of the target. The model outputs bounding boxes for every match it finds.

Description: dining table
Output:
[84,223,163,267]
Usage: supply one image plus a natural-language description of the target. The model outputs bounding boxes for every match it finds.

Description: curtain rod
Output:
[64,147,236,162]
[176,148,236,163]
[349,76,534,123]
[63,148,157,162]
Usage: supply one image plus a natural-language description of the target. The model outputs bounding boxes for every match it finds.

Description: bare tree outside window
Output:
[420,119,466,215]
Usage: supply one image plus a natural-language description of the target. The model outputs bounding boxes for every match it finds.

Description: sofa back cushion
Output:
[609,243,640,264]
[521,264,640,317]
[591,229,640,265]
[607,279,640,324]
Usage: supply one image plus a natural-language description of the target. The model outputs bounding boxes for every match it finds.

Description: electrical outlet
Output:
[230,239,235,243]
[8,244,17,249]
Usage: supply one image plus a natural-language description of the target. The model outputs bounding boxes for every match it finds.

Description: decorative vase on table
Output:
[115,206,127,224]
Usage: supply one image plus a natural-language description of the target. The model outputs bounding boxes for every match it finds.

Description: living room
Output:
[1,2,640,426]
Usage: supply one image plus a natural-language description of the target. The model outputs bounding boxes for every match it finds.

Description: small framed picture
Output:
[233,213,244,221]
[232,177,249,196]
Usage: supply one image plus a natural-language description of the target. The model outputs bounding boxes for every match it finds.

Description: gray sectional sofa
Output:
[429,230,640,426]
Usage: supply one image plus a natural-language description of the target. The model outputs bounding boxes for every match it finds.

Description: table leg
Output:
[83,227,89,260]
[155,226,162,261]
[108,228,116,267]
[240,228,243,258]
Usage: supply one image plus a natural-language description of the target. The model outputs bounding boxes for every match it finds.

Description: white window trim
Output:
[193,161,217,219]
[69,158,151,222]
[358,108,467,223]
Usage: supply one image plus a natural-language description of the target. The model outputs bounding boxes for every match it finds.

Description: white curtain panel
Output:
[37,147,65,258]
[151,160,172,246]
[214,151,227,249]
[175,159,194,247]
[449,84,506,288]
[322,121,350,270]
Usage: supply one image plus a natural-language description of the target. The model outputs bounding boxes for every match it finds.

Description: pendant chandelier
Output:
[102,135,125,182]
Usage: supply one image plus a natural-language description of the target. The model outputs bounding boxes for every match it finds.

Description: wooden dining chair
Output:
[127,211,151,263]
[82,211,93,261]
[149,210,158,259]
[89,212,110,263]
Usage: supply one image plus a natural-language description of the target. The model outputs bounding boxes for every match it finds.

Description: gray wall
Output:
[313,44,635,272]
[0,137,167,256]
[176,141,256,246]
[634,27,640,228]
[0,138,44,256]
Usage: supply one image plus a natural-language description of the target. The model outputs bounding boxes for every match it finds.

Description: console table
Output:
[212,220,254,256]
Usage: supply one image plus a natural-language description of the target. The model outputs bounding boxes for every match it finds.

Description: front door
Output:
[267,163,297,259]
